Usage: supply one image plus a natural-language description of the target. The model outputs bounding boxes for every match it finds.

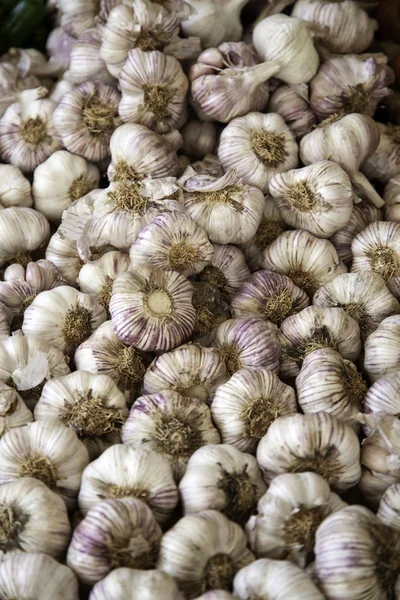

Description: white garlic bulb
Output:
[364,372,400,428]
[194,593,234,600]
[377,483,400,531]
[364,315,400,381]
[362,123,400,184]
[157,510,255,599]
[77,251,131,310]
[0,207,49,268]
[90,568,184,600]
[0,164,32,208]
[218,112,298,193]
[257,412,361,491]
[67,28,114,85]
[58,0,100,37]
[182,120,217,159]
[0,62,40,119]
[78,444,179,523]
[46,27,75,72]
[384,176,400,222]
[269,85,316,140]
[211,367,297,454]
[199,244,251,299]
[0,382,33,436]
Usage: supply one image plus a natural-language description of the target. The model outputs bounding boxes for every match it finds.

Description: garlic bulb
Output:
[67,498,161,584]
[77,251,131,309]
[0,382,33,436]
[218,112,298,193]
[0,88,61,172]
[310,55,394,120]
[233,558,324,600]
[90,568,183,600]
[190,42,279,123]
[296,348,367,426]
[384,176,400,222]
[22,286,107,355]
[315,505,400,599]
[0,62,40,119]
[157,510,255,598]
[119,49,188,134]
[292,0,377,54]
[211,317,281,376]
[110,266,195,352]
[178,165,264,244]
[0,419,89,509]
[246,472,346,566]
[191,281,230,341]
[0,207,49,268]
[54,82,121,161]
[34,370,129,459]
[300,113,384,208]
[179,444,266,523]
[46,27,75,72]
[211,367,297,454]
[78,444,179,523]
[50,79,75,104]
[269,161,353,238]
[67,28,115,85]
[257,412,361,491]
[143,343,228,404]
[58,0,100,37]
[0,164,32,208]
[364,372,400,428]
[362,123,400,183]
[364,315,400,381]
[377,483,400,531]
[269,85,316,140]
[253,14,319,84]
[279,306,361,379]
[33,150,100,222]
[122,390,220,480]
[182,120,217,159]
[0,553,79,600]
[262,230,347,299]
[194,593,234,600]
[199,244,251,299]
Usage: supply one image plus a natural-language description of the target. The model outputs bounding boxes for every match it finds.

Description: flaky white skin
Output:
[0,383,33,435]
[0,164,32,208]
[0,207,50,267]
[364,315,400,382]
[89,568,184,600]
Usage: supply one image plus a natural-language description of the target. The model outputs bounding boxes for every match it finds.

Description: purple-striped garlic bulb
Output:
[269,85,316,140]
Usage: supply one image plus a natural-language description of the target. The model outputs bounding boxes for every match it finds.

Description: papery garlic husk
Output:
[33,150,100,222]
[50,78,76,104]
[129,212,213,277]
[269,161,353,238]
[262,230,347,299]
[90,568,184,600]
[300,113,384,208]
[218,112,298,193]
[361,123,400,184]
[110,265,195,352]
[107,123,181,182]
[46,27,76,72]
[78,444,178,523]
[58,0,100,37]
[0,164,32,208]
[246,472,346,567]
[2,47,62,79]
[257,412,361,491]
[310,55,394,120]
[0,62,40,118]
[54,82,121,161]
[384,176,400,222]
[295,348,367,427]
[157,510,255,599]
[211,367,297,454]
[190,42,279,123]
[364,315,400,381]
[77,251,131,310]
[122,390,220,481]
[0,553,79,600]
[193,593,234,600]
[279,306,361,379]
[183,154,224,179]
[182,120,217,159]
[330,200,382,264]
[0,419,89,510]
[143,343,228,405]
[34,370,129,460]
[66,28,115,85]
[269,85,317,140]
[377,483,400,531]
[119,49,188,134]
[364,373,400,435]
[0,382,33,436]
[253,14,319,84]
[191,281,231,342]
[199,244,251,300]
[179,444,266,524]
[0,207,49,268]
[178,165,265,244]
[0,304,11,339]
[315,505,400,599]
[0,87,61,172]
[67,497,161,584]
[212,316,281,376]
[292,0,377,54]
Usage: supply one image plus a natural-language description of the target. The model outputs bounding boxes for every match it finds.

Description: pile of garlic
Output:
[0,0,399,598]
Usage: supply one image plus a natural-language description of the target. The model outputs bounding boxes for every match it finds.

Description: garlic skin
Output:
[157,510,255,599]
[269,85,316,140]
[33,150,100,222]
[90,568,184,600]
[50,79,75,104]
[362,124,400,184]
[296,348,367,426]
[54,82,121,162]
[0,553,79,600]
[77,251,131,309]
[0,419,89,510]
[194,593,234,600]
[58,0,100,37]
[0,383,33,436]
[257,413,361,491]
[110,266,195,352]
[119,49,188,134]
[384,176,400,222]
[67,28,115,85]
[364,373,400,429]
[377,483,400,531]
[253,14,319,84]
[67,498,161,585]
[199,244,251,299]
[0,164,32,208]
[0,62,40,119]
[179,0,248,48]
[22,286,107,356]
[191,281,230,342]
[246,472,346,566]
[46,27,75,72]
[233,558,324,600]
[182,120,217,159]
[364,315,400,381]
[211,367,297,454]
[0,207,49,268]
[78,445,179,523]
[218,112,298,193]
[179,444,266,524]
[143,344,228,405]
[262,230,347,299]
[269,162,353,238]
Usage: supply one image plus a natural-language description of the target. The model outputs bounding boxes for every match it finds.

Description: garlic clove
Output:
[89,568,184,600]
